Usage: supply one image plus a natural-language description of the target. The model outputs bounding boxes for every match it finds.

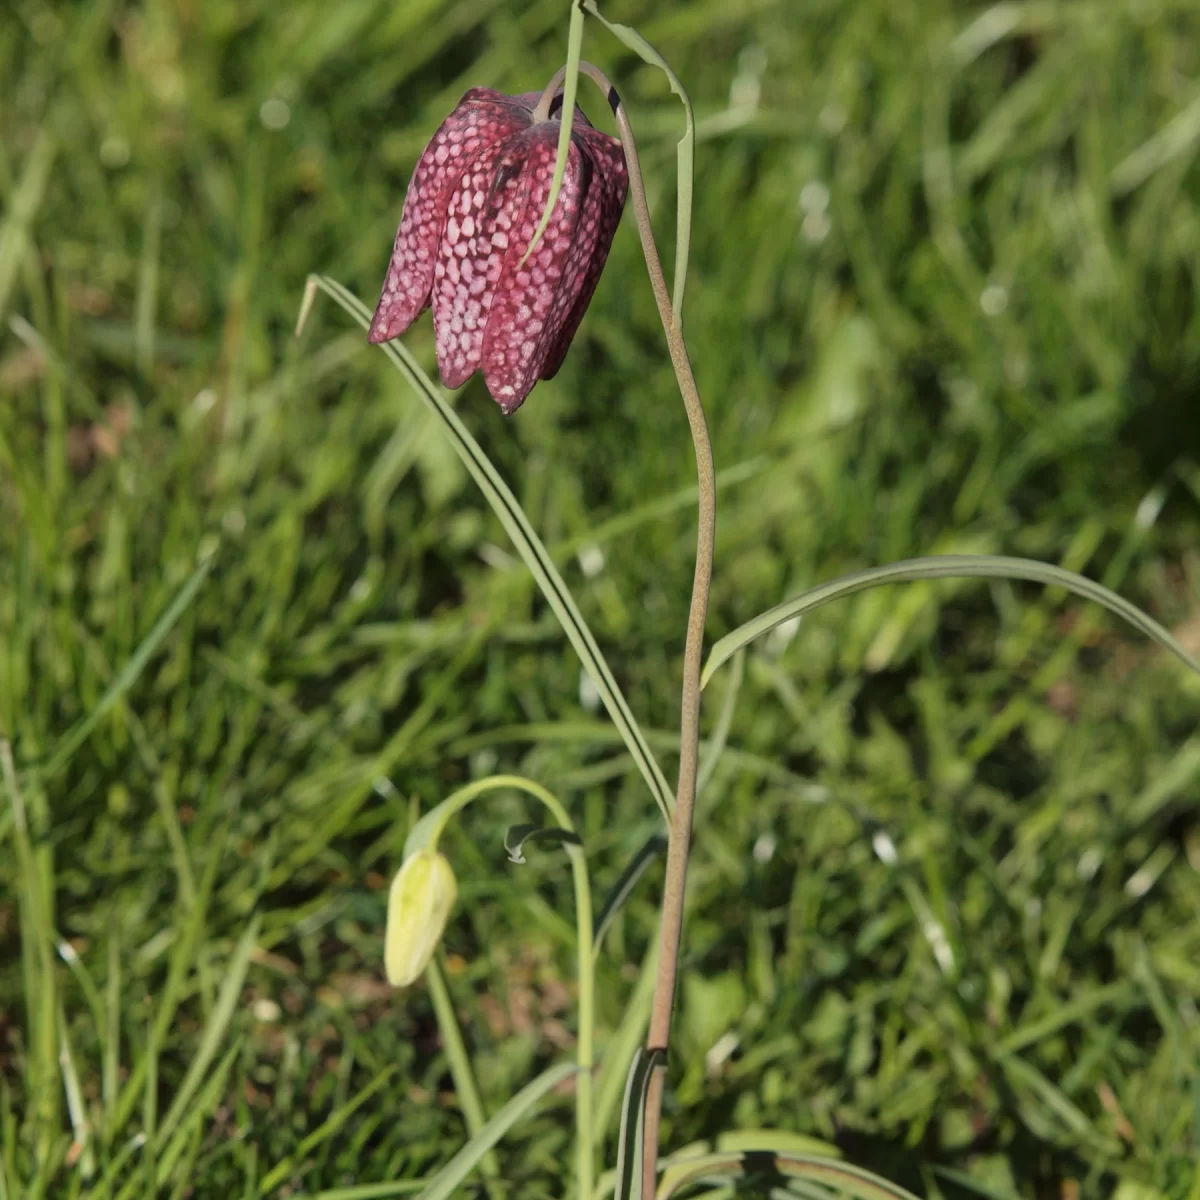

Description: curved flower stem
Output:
[565,60,717,1197]
[418,774,596,1200]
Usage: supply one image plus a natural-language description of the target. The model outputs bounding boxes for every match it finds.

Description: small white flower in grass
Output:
[385,850,458,987]
[705,1031,739,1076]
[1076,846,1103,881]
[871,830,898,866]
[980,283,1008,316]
[752,832,776,864]
[259,97,291,131]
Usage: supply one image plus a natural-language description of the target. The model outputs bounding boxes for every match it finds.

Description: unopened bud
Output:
[384,850,458,987]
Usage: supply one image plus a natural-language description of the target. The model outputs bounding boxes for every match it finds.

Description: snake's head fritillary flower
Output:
[384,849,458,987]
[368,86,628,414]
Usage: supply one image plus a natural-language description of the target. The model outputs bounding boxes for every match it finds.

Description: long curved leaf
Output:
[702,554,1200,688]
[417,1061,577,1200]
[655,1150,922,1200]
[592,832,666,956]
[299,275,673,823]
[614,1048,666,1200]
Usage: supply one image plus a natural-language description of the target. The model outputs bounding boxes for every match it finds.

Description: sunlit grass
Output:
[1,0,1199,1196]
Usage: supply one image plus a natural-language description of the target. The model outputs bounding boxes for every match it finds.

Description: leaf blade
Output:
[702,554,1200,688]
[417,1062,578,1200]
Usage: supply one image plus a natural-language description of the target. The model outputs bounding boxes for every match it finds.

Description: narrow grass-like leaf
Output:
[995,1054,1122,1154]
[702,555,1200,688]
[613,1047,665,1200]
[998,980,1132,1055]
[258,1063,399,1194]
[157,914,260,1147]
[306,1185,424,1200]
[416,1061,577,1200]
[1110,87,1200,196]
[56,1002,93,1179]
[696,648,743,802]
[102,933,120,1137]
[504,822,583,863]
[522,0,584,264]
[112,830,227,1138]
[299,275,673,822]
[38,555,214,783]
[424,957,499,1184]
[0,743,58,1160]
[714,1130,839,1158]
[134,178,163,376]
[156,1041,240,1188]
[592,834,666,956]
[653,1150,923,1200]
[0,126,56,320]
[595,942,657,1142]
[582,0,695,321]
[930,1164,1024,1200]
[274,632,485,886]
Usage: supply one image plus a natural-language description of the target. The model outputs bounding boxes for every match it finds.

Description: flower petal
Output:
[539,127,627,382]
[480,129,588,413]
[431,137,529,389]
[368,89,529,345]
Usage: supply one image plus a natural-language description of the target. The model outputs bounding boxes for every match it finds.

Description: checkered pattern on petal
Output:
[539,126,627,381]
[368,89,529,344]
[431,138,530,388]
[481,128,587,413]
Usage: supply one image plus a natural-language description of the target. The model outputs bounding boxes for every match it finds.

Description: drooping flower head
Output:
[368,87,628,414]
[384,849,458,988]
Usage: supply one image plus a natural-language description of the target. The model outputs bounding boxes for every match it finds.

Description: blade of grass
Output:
[0,126,56,321]
[424,956,499,1183]
[111,825,228,1139]
[0,741,58,1165]
[258,1063,399,1195]
[156,914,260,1148]
[305,1185,424,1200]
[416,1061,578,1200]
[36,554,215,784]
[102,932,120,1141]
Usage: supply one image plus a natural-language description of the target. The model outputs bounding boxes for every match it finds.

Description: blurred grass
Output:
[2,0,1200,1197]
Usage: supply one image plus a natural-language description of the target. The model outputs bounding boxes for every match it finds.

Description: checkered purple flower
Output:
[368,87,628,414]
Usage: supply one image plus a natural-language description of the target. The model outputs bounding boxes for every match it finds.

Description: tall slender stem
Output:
[426,955,502,1187]
[571,61,716,1197]
[569,841,596,1200]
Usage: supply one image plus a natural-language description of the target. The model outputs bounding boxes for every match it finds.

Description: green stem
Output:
[414,775,596,1200]
[426,955,501,1185]
[569,839,596,1200]
[569,62,716,1197]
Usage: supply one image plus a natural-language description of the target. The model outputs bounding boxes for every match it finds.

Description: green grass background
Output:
[3,0,1200,1196]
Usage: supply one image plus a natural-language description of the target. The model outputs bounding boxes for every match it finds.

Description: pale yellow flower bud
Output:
[384,849,458,987]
